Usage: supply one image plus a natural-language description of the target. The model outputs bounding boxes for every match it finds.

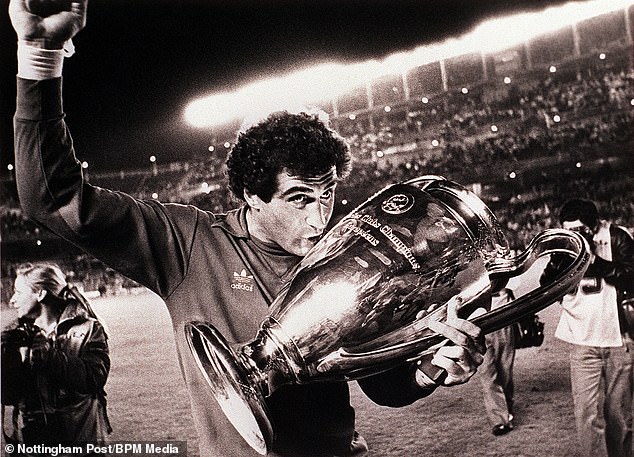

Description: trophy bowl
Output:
[185,175,590,454]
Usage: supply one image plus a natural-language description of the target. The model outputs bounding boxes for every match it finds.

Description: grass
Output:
[352,302,579,457]
[2,259,581,456]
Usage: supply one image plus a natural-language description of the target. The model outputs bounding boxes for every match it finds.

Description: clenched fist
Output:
[9,0,88,48]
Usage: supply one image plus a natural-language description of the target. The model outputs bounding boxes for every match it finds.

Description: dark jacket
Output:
[1,301,110,446]
[14,78,433,457]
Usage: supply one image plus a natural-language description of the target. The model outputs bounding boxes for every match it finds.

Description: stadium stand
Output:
[2,11,633,302]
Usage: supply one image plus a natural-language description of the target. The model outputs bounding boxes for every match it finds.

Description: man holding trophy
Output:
[9,1,591,456]
[8,1,487,455]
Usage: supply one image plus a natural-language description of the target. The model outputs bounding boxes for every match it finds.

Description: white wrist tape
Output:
[17,40,75,80]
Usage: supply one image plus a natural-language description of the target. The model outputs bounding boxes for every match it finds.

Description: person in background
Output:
[479,287,516,436]
[1,263,111,449]
[542,198,634,457]
[9,1,485,455]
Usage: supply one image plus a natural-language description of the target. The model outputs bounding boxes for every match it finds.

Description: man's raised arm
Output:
[10,0,197,296]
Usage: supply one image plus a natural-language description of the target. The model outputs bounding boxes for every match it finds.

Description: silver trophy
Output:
[185,175,590,454]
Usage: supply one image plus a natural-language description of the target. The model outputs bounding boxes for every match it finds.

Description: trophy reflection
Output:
[185,175,590,454]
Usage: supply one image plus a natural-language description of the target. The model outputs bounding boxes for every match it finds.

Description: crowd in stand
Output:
[2,61,633,294]
[492,169,634,250]
[326,68,634,181]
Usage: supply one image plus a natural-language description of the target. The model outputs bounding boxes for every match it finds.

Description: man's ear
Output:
[36,289,48,303]
[244,189,264,211]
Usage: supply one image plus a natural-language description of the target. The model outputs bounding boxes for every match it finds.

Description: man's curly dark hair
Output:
[226,111,352,203]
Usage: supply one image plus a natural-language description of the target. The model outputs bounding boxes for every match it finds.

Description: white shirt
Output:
[555,221,623,347]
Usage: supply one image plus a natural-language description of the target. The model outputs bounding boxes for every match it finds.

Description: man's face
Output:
[248,167,338,256]
[9,275,42,319]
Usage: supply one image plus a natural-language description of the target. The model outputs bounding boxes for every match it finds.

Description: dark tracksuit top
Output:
[14,78,435,457]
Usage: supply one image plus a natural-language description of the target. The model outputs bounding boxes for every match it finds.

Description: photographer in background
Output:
[1,263,111,449]
[541,198,634,457]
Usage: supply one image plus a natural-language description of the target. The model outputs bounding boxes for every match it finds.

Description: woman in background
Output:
[2,263,111,447]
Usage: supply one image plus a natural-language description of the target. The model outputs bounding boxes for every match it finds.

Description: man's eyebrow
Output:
[279,185,315,197]
[279,181,337,198]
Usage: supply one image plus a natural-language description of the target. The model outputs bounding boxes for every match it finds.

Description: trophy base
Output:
[185,322,273,455]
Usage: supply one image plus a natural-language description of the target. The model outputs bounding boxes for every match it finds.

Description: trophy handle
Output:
[473,228,590,333]
[404,176,591,334]
[316,228,590,375]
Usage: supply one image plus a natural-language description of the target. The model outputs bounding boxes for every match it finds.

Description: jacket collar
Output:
[57,300,90,330]
[211,205,251,239]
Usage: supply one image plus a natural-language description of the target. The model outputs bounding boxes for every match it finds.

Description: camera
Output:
[569,225,594,248]
[1,320,38,348]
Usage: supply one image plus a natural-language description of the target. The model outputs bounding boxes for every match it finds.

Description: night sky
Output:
[0,0,583,172]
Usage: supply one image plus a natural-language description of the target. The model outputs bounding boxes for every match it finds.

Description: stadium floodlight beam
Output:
[184,0,634,129]
[184,60,388,128]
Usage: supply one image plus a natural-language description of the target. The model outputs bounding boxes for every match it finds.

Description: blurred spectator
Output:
[2,263,111,451]
[479,288,516,436]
